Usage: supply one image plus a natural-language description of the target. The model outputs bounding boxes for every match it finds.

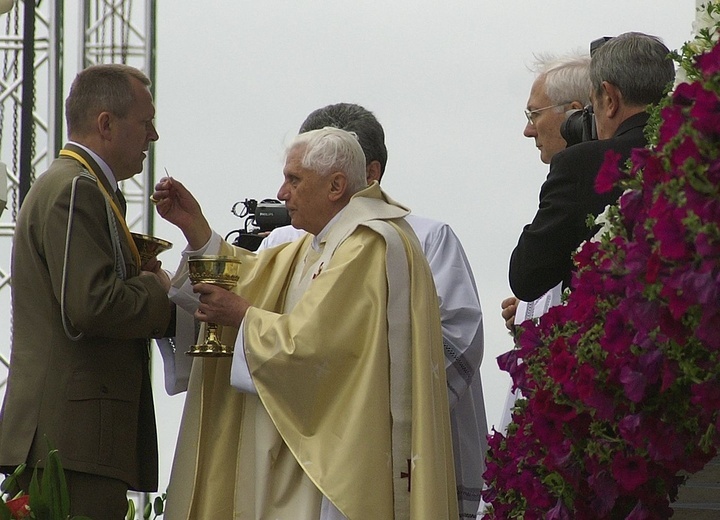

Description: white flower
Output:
[590,204,613,244]
[693,1,720,37]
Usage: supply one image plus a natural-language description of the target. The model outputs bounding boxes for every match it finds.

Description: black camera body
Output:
[560,105,597,147]
[254,200,290,232]
[225,198,291,251]
[559,36,613,148]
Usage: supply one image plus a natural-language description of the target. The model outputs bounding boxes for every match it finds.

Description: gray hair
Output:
[299,103,388,177]
[66,63,151,137]
[590,32,675,107]
[289,127,368,195]
[531,52,592,106]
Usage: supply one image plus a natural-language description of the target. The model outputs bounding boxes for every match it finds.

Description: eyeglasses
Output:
[524,103,569,125]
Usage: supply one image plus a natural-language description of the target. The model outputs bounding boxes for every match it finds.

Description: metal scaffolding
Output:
[0,0,156,474]
[0,0,64,390]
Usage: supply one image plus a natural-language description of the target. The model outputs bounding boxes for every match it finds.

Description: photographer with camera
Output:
[522,53,591,165]
[501,52,591,331]
[509,32,675,303]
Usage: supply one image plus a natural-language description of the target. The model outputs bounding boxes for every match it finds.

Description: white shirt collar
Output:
[67,141,118,191]
[311,207,347,252]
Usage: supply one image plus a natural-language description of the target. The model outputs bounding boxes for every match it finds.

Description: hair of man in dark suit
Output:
[590,32,675,107]
[299,103,388,180]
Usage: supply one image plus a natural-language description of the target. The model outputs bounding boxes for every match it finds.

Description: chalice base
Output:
[186,339,234,357]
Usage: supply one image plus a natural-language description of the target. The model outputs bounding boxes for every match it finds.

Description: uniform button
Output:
[101,385,109,394]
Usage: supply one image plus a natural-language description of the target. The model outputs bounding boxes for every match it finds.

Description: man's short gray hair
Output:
[66,63,151,137]
[531,52,592,106]
[289,127,368,195]
[590,32,675,107]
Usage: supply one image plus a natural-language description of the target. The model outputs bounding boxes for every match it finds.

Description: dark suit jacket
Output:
[0,144,171,491]
[509,112,650,302]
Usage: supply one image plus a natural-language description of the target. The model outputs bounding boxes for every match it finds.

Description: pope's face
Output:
[277,146,334,235]
[523,77,568,164]
[108,78,159,181]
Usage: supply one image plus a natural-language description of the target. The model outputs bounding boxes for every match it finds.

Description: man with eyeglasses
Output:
[522,53,590,165]
[508,32,674,303]
[500,52,591,331]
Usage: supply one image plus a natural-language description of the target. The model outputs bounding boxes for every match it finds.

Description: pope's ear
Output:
[328,171,348,201]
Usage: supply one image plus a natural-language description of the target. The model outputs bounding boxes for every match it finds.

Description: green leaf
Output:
[41,448,70,519]
[153,494,165,515]
[127,497,136,520]
[0,463,26,496]
[0,501,12,520]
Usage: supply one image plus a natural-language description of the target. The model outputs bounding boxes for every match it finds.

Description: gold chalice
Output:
[187,255,243,357]
[131,232,173,265]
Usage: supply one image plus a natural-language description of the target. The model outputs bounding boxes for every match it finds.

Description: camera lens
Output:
[560,105,596,147]
[560,110,586,147]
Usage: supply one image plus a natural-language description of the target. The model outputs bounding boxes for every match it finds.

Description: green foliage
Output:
[127,492,165,520]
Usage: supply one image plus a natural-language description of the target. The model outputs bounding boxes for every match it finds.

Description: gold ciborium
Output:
[187,255,243,357]
[131,232,173,265]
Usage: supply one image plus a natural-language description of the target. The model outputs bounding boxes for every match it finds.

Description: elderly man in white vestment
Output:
[259,102,488,518]
[153,127,457,519]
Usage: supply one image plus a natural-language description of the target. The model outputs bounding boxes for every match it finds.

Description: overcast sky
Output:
[0,0,698,497]
[143,0,698,493]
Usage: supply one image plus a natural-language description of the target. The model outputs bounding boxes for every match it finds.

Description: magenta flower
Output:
[653,211,690,260]
[696,307,720,351]
[658,105,686,146]
[546,499,572,520]
[595,150,624,193]
[696,40,720,75]
[482,24,720,520]
[612,453,649,491]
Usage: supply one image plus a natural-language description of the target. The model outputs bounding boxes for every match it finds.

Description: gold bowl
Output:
[131,232,173,265]
[187,256,243,289]
[187,255,243,357]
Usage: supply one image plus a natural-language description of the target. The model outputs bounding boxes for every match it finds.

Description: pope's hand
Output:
[151,176,211,249]
[193,283,250,328]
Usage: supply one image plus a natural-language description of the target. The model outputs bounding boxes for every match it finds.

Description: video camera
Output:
[559,36,612,147]
[225,198,291,251]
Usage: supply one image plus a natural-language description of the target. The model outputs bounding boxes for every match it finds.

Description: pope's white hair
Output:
[289,127,368,194]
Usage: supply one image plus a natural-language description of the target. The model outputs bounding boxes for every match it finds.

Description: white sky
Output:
[0,0,698,498]
[146,0,697,494]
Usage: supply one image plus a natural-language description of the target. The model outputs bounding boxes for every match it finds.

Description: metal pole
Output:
[49,0,64,158]
[18,0,36,207]
[145,0,156,234]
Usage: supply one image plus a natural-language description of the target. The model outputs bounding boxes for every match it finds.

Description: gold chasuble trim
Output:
[58,148,141,267]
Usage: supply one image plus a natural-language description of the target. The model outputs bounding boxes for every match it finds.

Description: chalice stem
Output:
[206,323,221,346]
